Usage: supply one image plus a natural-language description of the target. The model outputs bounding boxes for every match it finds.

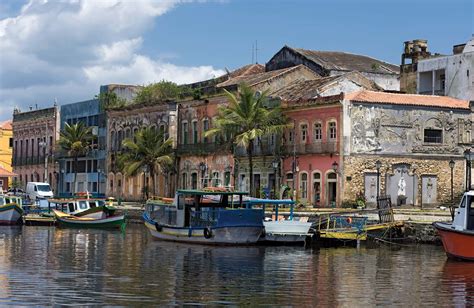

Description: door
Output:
[422,176,437,206]
[253,174,261,197]
[364,173,378,205]
[327,172,337,207]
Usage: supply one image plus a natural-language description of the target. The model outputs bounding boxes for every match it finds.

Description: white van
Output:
[26,182,54,200]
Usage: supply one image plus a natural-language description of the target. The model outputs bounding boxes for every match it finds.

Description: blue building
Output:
[58,99,106,197]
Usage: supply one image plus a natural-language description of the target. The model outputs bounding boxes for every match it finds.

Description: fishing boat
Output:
[0,194,23,224]
[52,209,126,229]
[143,190,264,245]
[48,198,116,219]
[247,198,312,244]
[433,191,474,261]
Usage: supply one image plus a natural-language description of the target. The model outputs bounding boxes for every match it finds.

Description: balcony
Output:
[12,156,51,166]
[177,142,232,156]
[283,141,339,156]
[234,144,278,157]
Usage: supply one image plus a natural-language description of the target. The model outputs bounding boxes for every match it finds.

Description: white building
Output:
[417,37,474,101]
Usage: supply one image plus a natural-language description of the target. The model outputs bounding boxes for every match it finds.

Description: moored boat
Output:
[433,191,474,261]
[52,209,126,229]
[247,198,312,244]
[143,190,264,245]
[48,198,116,219]
[0,195,23,224]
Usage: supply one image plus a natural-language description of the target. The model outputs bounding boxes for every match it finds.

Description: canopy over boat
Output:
[247,198,295,205]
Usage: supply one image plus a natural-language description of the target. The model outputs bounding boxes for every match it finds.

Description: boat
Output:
[52,209,126,229]
[433,190,474,261]
[0,194,23,224]
[246,198,312,244]
[143,189,264,245]
[48,198,116,219]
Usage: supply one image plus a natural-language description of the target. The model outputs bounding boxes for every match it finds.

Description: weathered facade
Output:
[266,46,400,91]
[342,90,472,207]
[106,102,178,200]
[417,37,474,101]
[12,106,60,192]
[400,39,431,93]
[280,95,343,207]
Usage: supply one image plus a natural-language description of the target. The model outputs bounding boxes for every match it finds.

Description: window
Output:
[224,171,231,186]
[202,119,209,143]
[314,123,322,141]
[212,172,220,187]
[66,182,71,193]
[181,173,187,189]
[192,120,198,144]
[92,182,98,192]
[182,122,188,144]
[79,201,88,210]
[191,173,198,190]
[110,180,113,189]
[289,130,294,143]
[301,124,308,143]
[424,129,442,143]
[286,173,294,187]
[300,173,308,199]
[328,122,337,140]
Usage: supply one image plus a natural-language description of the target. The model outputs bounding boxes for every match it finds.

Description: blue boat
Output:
[143,190,264,245]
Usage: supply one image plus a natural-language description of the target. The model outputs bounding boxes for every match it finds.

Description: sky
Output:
[0,0,472,122]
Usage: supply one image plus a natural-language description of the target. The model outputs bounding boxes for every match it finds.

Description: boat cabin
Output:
[48,198,106,215]
[146,190,250,228]
[0,195,23,207]
[453,191,474,231]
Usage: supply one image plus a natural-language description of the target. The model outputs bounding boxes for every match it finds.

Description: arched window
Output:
[191,172,198,189]
[328,121,337,140]
[212,171,220,187]
[300,172,308,199]
[202,118,209,143]
[192,120,198,144]
[300,123,308,143]
[181,173,187,189]
[182,121,188,144]
[314,123,322,141]
[110,131,116,150]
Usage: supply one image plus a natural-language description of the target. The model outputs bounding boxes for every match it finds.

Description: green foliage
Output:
[96,92,128,110]
[10,178,22,189]
[57,122,94,158]
[134,80,183,105]
[117,127,174,195]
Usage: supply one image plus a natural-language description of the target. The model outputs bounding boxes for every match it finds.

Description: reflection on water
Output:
[0,225,472,306]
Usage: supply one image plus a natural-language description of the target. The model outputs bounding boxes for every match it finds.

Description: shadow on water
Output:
[0,225,472,306]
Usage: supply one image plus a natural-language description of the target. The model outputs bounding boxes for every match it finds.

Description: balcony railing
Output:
[283,141,339,155]
[234,144,278,157]
[12,156,52,166]
[177,143,232,155]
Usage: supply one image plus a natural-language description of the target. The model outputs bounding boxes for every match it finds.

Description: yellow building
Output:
[0,120,13,172]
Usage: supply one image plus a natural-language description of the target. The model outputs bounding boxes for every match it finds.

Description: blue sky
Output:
[0,0,472,121]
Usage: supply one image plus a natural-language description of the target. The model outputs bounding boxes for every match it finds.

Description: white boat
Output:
[144,190,264,245]
[48,198,116,219]
[0,195,23,224]
[248,198,313,244]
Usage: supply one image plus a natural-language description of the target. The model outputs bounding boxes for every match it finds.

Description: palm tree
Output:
[206,84,290,196]
[118,127,173,197]
[57,122,94,194]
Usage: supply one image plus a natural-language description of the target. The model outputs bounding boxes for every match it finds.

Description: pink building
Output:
[281,95,343,207]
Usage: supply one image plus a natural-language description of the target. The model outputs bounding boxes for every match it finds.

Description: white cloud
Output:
[0,0,224,119]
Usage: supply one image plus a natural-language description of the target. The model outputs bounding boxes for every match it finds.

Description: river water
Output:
[0,225,472,307]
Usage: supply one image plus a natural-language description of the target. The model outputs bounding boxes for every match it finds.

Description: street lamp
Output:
[449,160,455,207]
[331,161,338,173]
[272,159,279,199]
[375,160,382,201]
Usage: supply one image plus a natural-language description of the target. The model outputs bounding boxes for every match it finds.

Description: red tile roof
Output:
[0,166,16,177]
[345,90,470,109]
[0,120,12,130]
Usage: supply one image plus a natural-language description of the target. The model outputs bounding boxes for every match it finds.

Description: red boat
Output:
[433,191,474,261]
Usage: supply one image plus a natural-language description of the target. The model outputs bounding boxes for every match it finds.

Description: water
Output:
[0,225,473,307]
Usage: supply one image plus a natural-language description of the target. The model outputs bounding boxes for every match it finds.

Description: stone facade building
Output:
[266,46,400,91]
[106,102,178,200]
[341,90,471,207]
[12,106,60,192]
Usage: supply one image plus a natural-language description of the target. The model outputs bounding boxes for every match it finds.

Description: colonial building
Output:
[341,90,471,207]
[0,121,13,172]
[106,101,178,200]
[266,46,400,91]
[12,106,60,192]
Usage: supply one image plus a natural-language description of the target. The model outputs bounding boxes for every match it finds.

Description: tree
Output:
[96,92,128,110]
[57,122,94,194]
[118,127,174,197]
[133,80,183,106]
[206,84,290,196]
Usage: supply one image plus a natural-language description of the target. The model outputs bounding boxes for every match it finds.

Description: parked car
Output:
[26,182,54,200]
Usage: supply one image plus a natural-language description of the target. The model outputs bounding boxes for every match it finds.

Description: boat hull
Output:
[262,220,312,243]
[144,221,263,245]
[56,214,126,229]
[0,204,23,225]
[433,222,474,261]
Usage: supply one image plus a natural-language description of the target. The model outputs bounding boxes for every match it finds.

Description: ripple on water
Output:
[0,225,472,306]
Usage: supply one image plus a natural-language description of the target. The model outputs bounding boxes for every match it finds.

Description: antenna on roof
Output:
[255,40,259,64]
[251,42,254,64]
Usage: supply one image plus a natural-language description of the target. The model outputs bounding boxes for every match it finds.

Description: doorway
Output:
[327,172,337,207]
